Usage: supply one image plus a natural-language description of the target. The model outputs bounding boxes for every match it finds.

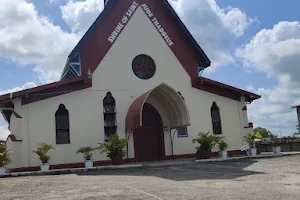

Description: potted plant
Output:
[244,133,262,156]
[0,144,11,175]
[217,138,229,159]
[77,146,95,168]
[97,134,127,165]
[33,143,54,171]
[192,132,218,159]
[271,139,281,155]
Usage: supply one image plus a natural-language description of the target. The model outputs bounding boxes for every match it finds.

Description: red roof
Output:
[0,75,260,106]
[0,76,90,105]
[192,77,261,102]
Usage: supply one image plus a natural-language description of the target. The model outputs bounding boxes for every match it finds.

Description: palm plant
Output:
[33,143,54,164]
[96,134,127,160]
[218,140,228,151]
[244,133,261,148]
[0,144,11,167]
[192,132,218,159]
[77,146,95,160]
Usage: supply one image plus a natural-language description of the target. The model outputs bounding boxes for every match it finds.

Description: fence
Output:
[256,141,300,153]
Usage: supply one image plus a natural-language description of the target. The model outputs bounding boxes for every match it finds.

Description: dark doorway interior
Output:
[134,103,165,162]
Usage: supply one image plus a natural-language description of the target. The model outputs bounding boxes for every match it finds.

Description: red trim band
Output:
[8,151,246,173]
[244,122,254,128]
[6,134,22,142]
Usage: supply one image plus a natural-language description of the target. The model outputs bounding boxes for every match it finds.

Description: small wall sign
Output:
[177,126,188,138]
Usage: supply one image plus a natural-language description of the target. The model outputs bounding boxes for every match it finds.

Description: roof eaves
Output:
[195,77,261,100]
[0,76,85,102]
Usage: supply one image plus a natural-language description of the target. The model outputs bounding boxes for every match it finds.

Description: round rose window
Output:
[132,54,156,80]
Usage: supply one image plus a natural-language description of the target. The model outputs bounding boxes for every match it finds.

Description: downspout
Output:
[238,98,245,146]
[126,132,132,160]
[169,128,177,159]
[27,104,30,167]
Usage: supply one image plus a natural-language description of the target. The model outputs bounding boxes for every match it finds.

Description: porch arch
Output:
[125,83,190,133]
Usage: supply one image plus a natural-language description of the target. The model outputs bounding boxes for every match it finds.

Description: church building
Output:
[0,0,260,171]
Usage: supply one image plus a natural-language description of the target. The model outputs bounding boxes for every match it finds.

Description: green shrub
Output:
[0,144,11,167]
[192,132,218,159]
[96,134,127,160]
[218,140,228,151]
[77,146,95,160]
[33,143,54,164]
[244,133,261,148]
[293,138,300,142]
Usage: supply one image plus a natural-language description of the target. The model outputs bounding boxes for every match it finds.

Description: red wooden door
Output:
[134,103,164,161]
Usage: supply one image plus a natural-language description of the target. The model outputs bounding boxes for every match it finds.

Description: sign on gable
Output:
[108,1,174,47]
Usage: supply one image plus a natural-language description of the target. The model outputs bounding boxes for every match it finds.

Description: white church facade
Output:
[0,0,260,171]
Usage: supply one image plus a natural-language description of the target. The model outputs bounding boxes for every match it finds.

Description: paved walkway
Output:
[3,155,300,199]
[3,152,300,178]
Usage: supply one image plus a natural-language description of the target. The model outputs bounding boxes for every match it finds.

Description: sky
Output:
[0,0,300,139]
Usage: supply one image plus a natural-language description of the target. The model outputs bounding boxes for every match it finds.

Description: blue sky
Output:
[0,0,300,138]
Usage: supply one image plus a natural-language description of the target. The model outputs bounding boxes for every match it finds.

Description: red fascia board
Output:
[6,134,22,142]
[194,77,261,100]
[13,111,22,118]
[244,122,254,128]
[0,76,85,102]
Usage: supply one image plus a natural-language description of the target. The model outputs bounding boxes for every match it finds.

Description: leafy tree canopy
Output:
[292,132,300,137]
[253,127,277,139]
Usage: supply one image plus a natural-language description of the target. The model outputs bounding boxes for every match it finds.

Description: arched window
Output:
[55,104,70,144]
[211,102,222,135]
[103,92,117,139]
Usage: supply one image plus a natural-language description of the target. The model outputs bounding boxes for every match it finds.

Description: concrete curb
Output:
[2,152,300,178]
[2,164,143,178]
[195,152,300,163]
[252,152,300,159]
[195,156,249,163]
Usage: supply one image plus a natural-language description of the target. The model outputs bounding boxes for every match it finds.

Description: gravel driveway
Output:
[2,156,300,200]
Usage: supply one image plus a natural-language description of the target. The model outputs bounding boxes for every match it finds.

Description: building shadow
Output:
[75,159,263,181]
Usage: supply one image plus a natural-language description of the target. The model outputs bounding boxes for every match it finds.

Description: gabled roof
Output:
[61,0,211,80]
[0,76,90,105]
[192,77,261,102]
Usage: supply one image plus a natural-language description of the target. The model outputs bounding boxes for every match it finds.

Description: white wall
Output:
[8,6,252,168]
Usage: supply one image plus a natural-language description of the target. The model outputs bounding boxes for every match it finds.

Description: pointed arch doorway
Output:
[134,103,165,162]
[125,83,191,162]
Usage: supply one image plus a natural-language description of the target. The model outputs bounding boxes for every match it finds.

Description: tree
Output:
[292,132,300,138]
[253,127,277,139]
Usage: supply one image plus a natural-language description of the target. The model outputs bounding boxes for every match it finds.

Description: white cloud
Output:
[237,21,300,136]
[0,0,80,83]
[169,0,256,72]
[0,82,37,95]
[49,0,62,4]
[247,84,298,136]
[61,0,104,33]
[206,0,257,37]
[0,128,9,141]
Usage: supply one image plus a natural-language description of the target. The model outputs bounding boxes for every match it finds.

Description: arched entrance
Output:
[134,103,165,161]
[125,83,191,162]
